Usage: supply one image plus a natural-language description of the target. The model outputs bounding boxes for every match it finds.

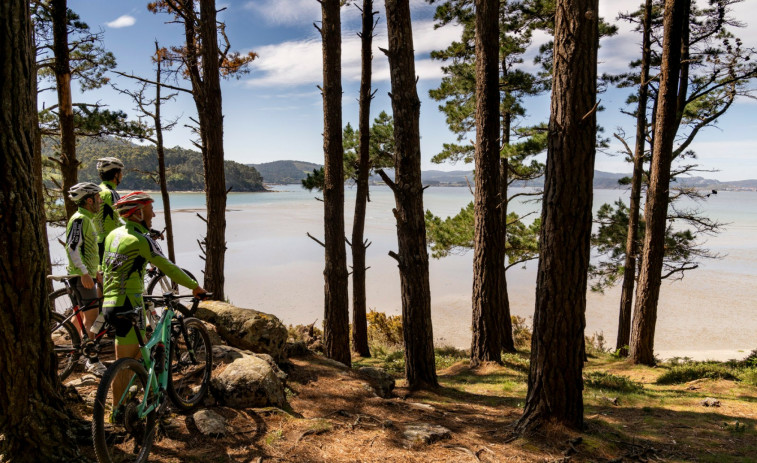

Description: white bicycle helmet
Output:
[96,157,124,174]
[68,182,102,203]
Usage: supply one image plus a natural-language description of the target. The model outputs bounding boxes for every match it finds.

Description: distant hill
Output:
[250,160,757,191]
[250,160,322,184]
[43,136,266,192]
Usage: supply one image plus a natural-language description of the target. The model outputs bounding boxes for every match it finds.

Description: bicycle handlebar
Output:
[143,292,212,317]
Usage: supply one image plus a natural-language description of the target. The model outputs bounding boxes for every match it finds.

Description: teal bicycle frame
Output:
[115,294,198,421]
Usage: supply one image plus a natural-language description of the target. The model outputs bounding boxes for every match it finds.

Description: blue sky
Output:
[45,0,757,181]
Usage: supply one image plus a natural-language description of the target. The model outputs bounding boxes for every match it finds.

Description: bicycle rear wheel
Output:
[50,312,81,381]
[167,318,212,411]
[146,268,197,296]
[49,287,75,316]
[92,358,156,463]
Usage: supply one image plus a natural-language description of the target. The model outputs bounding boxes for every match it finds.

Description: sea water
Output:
[48,185,757,360]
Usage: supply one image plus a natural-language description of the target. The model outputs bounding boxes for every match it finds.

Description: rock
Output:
[285,341,310,358]
[356,367,395,398]
[318,357,349,370]
[201,320,224,346]
[254,353,288,383]
[211,354,287,408]
[213,345,253,365]
[193,409,227,436]
[197,301,287,361]
[67,374,99,388]
[402,423,451,446]
[702,397,721,407]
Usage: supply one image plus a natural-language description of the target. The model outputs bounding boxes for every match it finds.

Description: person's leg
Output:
[74,277,99,340]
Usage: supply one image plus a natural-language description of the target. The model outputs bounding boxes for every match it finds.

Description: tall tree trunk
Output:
[470,0,504,365]
[32,26,54,296]
[155,42,176,263]
[351,0,376,358]
[51,0,77,218]
[616,0,653,357]
[500,112,515,353]
[199,0,227,300]
[0,1,78,459]
[515,0,598,433]
[382,0,438,389]
[630,0,689,366]
[321,0,351,366]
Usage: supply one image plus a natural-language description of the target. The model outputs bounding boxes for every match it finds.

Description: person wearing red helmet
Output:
[101,191,206,363]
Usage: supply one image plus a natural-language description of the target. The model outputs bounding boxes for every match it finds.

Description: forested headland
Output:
[42,136,266,192]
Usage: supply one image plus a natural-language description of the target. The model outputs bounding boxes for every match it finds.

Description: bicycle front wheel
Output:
[92,358,156,463]
[167,318,212,411]
[50,312,81,381]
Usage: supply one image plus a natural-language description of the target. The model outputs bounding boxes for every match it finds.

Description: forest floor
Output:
[66,343,757,463]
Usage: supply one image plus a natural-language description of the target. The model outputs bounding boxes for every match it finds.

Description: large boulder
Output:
[197,301,287,361]
[210,353,287,408]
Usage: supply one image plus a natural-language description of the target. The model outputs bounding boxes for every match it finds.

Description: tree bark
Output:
[198,0,227,300]
[616,0,652,357]
[383,0,438,389]
[470,0,504,365]
[515,0,598,433]
[630,0,689,366]
[351,0,376,358]
[155,43,176,263]
[51,0,77,218]
[0,1,79,459]
[321,0,351,366]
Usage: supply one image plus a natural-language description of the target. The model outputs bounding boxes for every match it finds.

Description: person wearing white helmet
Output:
[65,182,107,376]
[95,157,125,262]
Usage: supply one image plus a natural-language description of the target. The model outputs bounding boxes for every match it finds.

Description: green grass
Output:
[584,371,644,393]
[656,362,740,385]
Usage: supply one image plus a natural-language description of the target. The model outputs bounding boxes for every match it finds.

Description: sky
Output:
[44,0,757,181]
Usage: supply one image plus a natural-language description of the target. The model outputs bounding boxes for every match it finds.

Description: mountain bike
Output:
[92,292,212,463]
[48,275,113,381]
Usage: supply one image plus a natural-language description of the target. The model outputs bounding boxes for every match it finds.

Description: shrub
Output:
[584,371,643,393]
[366,310,404,346]
[511,316,532,349]
[656,363,739,385]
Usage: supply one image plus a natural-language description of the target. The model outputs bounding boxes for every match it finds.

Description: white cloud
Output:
[244,0,322,26]
[245,18,462,88]
[106,15,136,29]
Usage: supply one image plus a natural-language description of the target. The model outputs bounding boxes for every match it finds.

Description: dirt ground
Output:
[66,351,757,463]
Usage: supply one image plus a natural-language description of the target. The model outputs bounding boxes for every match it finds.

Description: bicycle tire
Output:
[50,312,81,381]
[92,358,156,463]
[49,287,75,316]
[146,268,197,296]
[167,317,212,411]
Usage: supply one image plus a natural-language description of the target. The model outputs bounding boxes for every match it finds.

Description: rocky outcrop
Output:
[210,352,287,408]
[356,367,395,398]
[197,301,287,361]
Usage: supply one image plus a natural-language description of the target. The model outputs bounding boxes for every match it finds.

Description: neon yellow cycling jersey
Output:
[96,180,122,244]
[102,221,197,311]
[65,206,99,277]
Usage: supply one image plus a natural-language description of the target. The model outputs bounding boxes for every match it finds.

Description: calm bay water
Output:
[48,185,757,360]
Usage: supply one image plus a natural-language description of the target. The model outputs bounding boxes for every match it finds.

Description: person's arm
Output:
[66,218,95,288]
[142,234,198,290]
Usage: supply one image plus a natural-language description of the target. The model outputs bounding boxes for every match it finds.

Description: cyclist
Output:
[95,157,124,262]
[101,191,205,365]
[65,182,107,376]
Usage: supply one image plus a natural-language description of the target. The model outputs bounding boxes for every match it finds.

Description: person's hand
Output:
[192,286,207,299]
[81,273,95,289]
[96,271,103,285]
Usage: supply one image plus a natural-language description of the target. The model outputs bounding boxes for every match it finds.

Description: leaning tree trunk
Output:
[470,0,504,365]
[199,0,227,300]
[320,0,351,366]
[382,0,438,389]
[51,0,77,218]
[351,0,377,358]
[630,0,688,366]
[616,0,653,357]
[515,0,598,433]
[0,2,79,459]
[154,43,176,263]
